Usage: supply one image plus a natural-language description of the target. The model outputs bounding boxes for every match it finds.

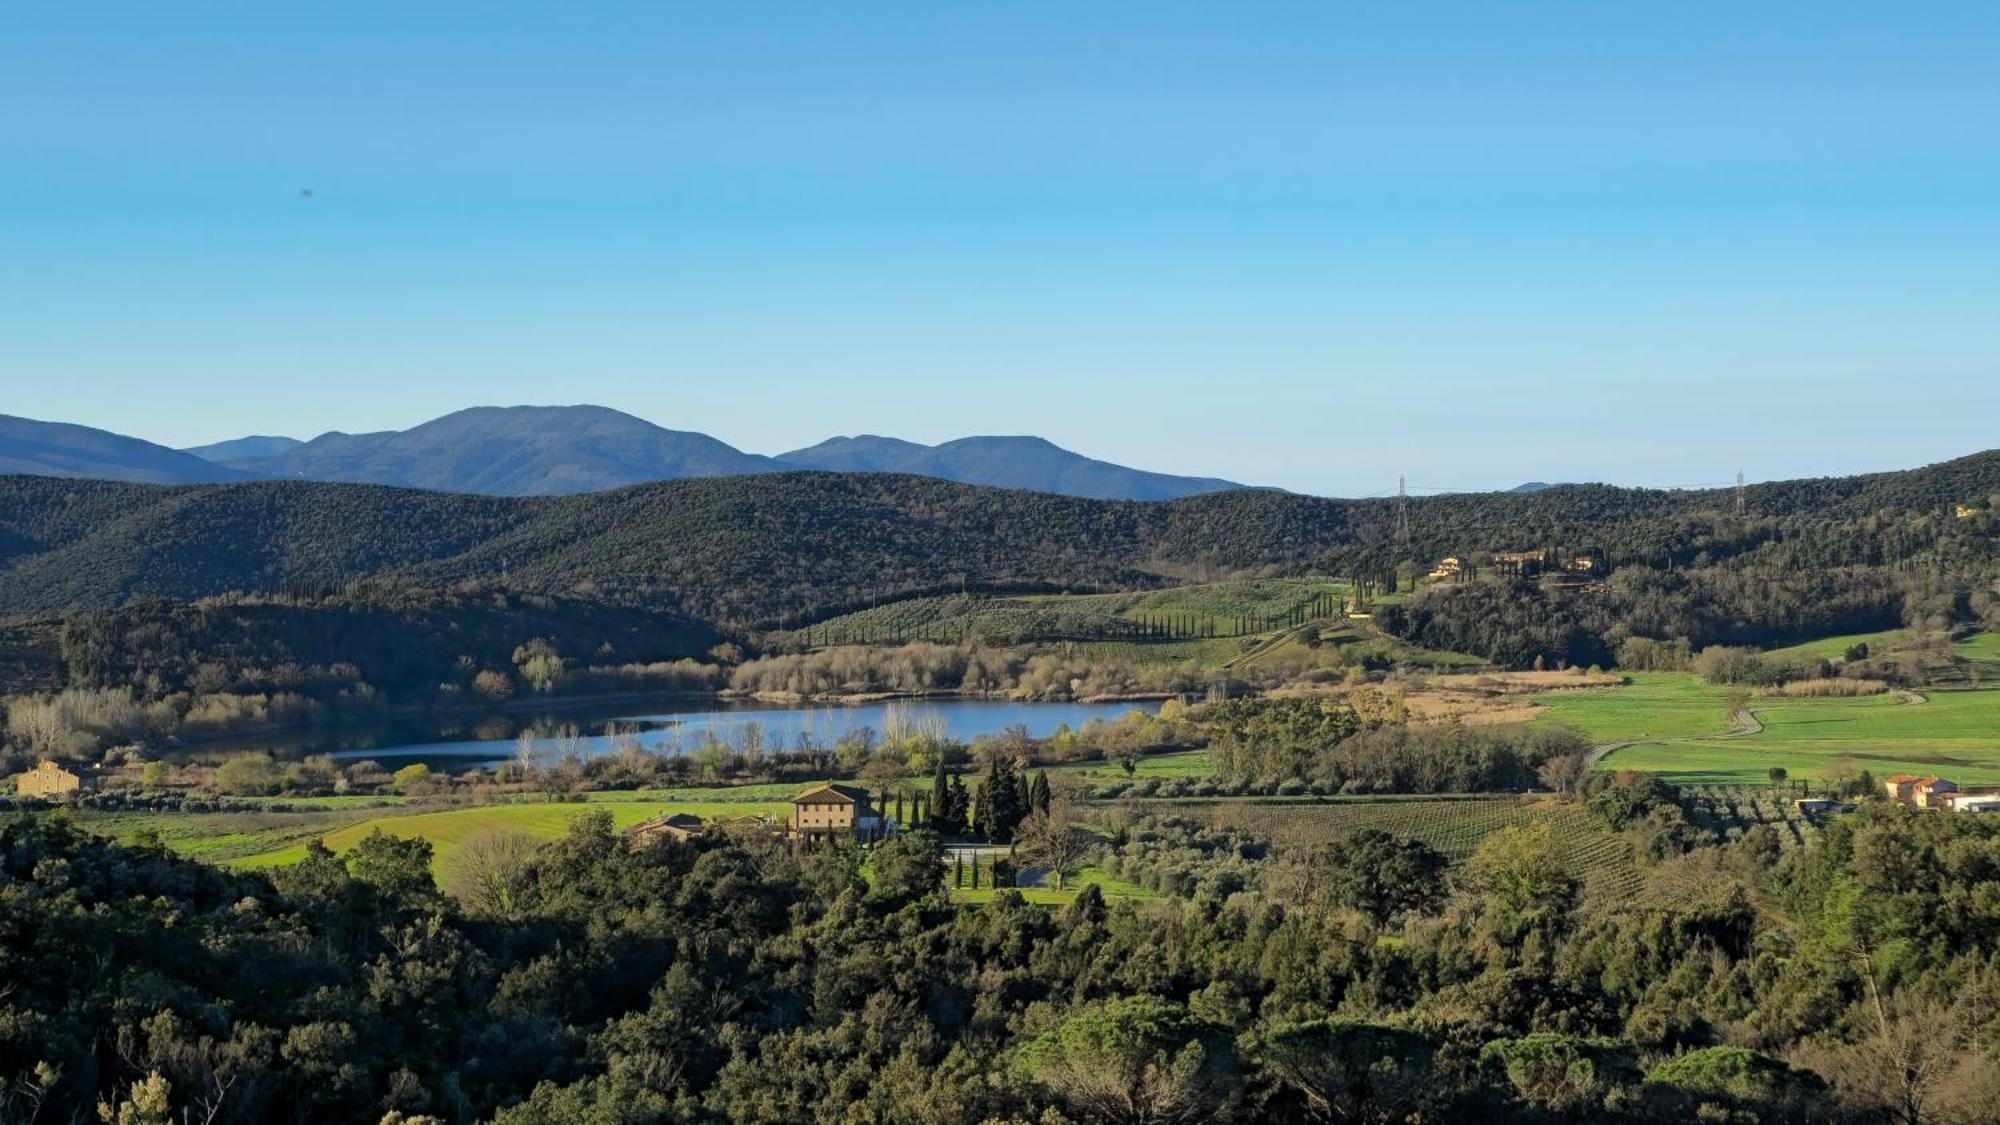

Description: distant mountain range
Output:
[0,415,252,486]
[0,407,1249,501]
[774,434,1243,501]
[182,435,304,462]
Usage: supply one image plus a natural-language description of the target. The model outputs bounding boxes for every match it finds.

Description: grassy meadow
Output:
[1535,660,2000,785]
[1531,672,1738,744]
[227,797,793,874]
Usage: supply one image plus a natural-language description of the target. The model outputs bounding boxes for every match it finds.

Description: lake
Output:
[195,696,1160,770]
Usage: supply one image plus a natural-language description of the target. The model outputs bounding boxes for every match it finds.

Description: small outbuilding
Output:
[625,812,708,843]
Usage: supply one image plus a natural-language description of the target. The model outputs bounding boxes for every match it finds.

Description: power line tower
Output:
[1736,470,1746,516]
[1396,474,1411,552]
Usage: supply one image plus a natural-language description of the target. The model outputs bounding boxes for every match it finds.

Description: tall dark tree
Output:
[1317,830,1446,927]
[929,758,953,833]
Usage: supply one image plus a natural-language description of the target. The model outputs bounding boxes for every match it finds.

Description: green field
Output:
[225,798,793,875]
[1763,628,2000,686]
[1531,672,1738,744]
[1959,632,2000,681]
[72,806,395,863]
[1539,670,2000,785]
[1050,749,1211,783]
[1603,688,2000,784]
[1760,628,1912,663]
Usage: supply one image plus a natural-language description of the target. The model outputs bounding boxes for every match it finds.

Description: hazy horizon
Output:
[13,401,1994,499]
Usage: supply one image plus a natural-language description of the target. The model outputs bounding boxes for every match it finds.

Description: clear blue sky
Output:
[4,2,1997,495]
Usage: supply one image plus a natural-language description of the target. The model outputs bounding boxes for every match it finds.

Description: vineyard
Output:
[773,578,1353,648]
[1151,795,1644,902]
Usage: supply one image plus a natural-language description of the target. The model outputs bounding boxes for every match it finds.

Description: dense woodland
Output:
[6,793,2000,1124]
[1376,564,1933,670]
[50,590,718,699]
[2,455,1996,630]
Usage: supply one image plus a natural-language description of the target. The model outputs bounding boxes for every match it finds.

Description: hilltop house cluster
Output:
[1427,548,1603,582]
[1795,775,2000,816]
[1880,774,2000,814]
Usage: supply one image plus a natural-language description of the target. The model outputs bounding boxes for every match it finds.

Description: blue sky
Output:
[3,2,1997,495]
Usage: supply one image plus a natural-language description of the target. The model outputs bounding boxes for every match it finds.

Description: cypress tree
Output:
[929,758,951,833]
[948,775,969,834]
[970,772,992,840]
[1030,769,1051,817]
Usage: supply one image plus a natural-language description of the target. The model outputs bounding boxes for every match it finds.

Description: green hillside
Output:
[4,448,1998,632]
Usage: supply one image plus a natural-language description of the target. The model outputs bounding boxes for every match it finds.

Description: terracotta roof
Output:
[1915,777,1956,791]
[1883,774,1923,784]
[625,812,707,837]
[791,782,870,805]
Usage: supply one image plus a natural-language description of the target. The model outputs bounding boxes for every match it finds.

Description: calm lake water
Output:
[196,697,1159,770]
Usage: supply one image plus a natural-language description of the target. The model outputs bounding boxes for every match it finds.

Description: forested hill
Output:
[1,449,1997,627]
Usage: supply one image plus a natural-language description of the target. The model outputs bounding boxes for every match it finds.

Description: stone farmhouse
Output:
[11,760,93,799]
[790,783,892,841]
[1884,774,1968,809]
